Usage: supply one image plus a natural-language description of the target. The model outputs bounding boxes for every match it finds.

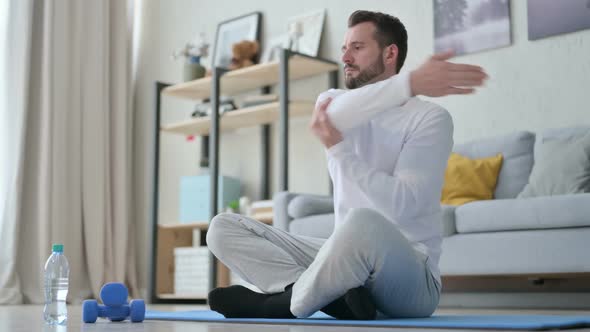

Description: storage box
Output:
[179,175,241,223]
[174,247,210,295]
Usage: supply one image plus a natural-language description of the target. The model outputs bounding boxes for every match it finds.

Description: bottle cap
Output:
[52,244,64,253]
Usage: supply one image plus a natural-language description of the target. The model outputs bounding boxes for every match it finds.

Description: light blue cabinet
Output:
[179,175,241,223]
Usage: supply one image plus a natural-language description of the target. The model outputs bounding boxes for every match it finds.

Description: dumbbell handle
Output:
[97,304,130,321]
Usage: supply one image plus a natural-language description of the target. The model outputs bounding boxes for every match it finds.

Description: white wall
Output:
[133,0,590,294]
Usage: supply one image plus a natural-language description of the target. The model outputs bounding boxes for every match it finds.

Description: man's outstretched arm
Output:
[322,51,486,132]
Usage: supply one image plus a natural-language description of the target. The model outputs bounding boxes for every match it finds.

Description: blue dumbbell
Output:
[82,282,145,323]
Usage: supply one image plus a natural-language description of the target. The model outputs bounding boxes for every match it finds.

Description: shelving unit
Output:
[150,49,338,303]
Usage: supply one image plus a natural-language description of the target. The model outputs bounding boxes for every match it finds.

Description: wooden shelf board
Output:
[158,222,209,231]
[162,54,338,100]
[160,100,314,136]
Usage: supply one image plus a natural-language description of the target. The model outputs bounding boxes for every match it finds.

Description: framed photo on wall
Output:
[212,12,261,69]
[433,0,511,56]
[528,0,590,40]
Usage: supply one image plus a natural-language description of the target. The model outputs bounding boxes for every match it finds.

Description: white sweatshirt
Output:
[318,71,454,286]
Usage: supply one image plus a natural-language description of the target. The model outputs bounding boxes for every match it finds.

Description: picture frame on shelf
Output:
[212,12,261,69]
[286,9,326,57]
[260,34,289,63]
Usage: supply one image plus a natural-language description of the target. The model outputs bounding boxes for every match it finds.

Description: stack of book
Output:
[249,200,273,224]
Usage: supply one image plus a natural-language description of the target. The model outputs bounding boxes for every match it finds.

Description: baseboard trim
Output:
[439,292,590,309]
[442,273,590,292]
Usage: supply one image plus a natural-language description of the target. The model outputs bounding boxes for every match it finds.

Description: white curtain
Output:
[0,0,139,304]
[0,0,33,304]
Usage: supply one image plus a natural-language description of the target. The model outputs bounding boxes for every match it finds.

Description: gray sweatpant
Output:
[206,207,440,318]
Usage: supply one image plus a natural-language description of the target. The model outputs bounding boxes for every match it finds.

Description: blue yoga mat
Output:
[145,310,590,330]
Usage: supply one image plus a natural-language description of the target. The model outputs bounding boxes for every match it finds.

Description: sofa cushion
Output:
[453,131,535,199]
[534,126,590,157]
[289,213,335,239]
[518,132,590,198]
[440,227,590,275]
[287,194,334,219]
[455,193,590,234]
[441,153,503,205]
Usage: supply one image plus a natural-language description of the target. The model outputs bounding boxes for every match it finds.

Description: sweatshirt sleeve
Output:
[316,71,412,132]
[326,108,454,221]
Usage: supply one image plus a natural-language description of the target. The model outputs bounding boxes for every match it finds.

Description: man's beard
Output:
[344,56,385,89]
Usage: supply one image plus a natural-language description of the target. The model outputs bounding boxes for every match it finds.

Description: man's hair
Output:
[348,10,408,73]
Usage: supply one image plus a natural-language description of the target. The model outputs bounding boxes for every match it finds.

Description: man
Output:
[206,10,486,319]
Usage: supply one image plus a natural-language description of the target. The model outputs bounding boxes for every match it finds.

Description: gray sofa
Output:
[274,126,590,282]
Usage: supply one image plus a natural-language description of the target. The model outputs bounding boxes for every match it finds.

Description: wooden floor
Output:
[2,305,589,332]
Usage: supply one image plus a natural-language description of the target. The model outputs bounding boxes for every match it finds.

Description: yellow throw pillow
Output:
[441,152,503,206]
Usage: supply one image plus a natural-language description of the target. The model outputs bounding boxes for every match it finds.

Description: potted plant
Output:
[172,33,210,82]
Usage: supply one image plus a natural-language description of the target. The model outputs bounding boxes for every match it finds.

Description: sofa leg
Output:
[528,278,545,286]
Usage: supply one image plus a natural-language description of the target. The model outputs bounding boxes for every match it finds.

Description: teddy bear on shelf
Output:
[228,40,260,70]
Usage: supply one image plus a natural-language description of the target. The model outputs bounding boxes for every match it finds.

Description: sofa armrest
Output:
[288,194,334,219]
[273,192,333,231]
[273,191,298,231]
[441,204,457,237]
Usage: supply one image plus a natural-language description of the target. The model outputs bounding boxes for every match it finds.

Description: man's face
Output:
[342,22,386,89]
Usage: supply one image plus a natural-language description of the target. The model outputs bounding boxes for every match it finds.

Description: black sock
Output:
[208,285,295,318]
[320,286,376,320]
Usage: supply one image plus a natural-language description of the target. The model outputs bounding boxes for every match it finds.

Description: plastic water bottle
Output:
[43,244,70,325]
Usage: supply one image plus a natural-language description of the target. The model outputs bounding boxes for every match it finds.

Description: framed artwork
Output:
[286,9,326,56]
[212,12,261,69]
[528,0,590,40]
[434,0,511,55]
[260,34,289,63]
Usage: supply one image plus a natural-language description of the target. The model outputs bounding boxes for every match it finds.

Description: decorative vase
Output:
[183,56,206,82]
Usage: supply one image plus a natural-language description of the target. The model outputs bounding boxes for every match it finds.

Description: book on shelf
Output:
[248,200,273,224]
[250,211,273,224]
[250,200,273,210]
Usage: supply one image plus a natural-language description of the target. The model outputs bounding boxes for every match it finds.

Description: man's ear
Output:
[383,44,398,65]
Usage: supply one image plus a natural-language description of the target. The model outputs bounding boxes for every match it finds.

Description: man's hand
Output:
[410,50,488,97]
[310,98,343,149]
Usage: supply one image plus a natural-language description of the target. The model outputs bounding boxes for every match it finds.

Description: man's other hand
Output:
[310,98,343,149]
[410,50,488,97]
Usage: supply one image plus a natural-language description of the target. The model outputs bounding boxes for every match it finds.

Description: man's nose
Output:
[341,49,353,65]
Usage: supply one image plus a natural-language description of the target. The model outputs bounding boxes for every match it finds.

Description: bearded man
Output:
[205,10,487,320]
